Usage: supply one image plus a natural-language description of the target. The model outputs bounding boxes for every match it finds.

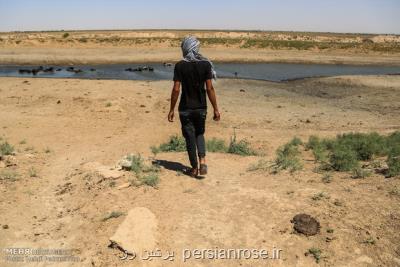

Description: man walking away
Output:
[168,36,220,178]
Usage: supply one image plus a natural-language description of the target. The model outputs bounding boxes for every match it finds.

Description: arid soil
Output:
[0,30,400,65]
[0,75,400,266]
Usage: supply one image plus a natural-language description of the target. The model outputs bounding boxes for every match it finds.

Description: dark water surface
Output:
[1,63,399,82]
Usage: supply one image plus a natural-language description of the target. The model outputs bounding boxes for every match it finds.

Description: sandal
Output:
[199,164,208,175]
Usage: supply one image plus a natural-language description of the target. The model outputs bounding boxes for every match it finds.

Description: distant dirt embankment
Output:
[0,30,399,65]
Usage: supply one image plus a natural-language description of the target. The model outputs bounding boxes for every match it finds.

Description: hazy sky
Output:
[0,0,399,34]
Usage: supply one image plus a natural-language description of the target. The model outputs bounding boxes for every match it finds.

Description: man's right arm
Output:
[205,79,220,121]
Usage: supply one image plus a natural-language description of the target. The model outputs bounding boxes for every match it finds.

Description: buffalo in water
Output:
[66,67,83,73]
[125,66,154,72]
[19,69,32,74]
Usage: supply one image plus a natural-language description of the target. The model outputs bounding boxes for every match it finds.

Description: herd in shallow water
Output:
[17,63,174,76]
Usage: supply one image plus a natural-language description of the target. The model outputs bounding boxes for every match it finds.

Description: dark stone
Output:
[2,224,9,229]
[291,214,320,236]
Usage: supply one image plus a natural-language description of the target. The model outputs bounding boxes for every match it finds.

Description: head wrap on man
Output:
[181,36,217,80]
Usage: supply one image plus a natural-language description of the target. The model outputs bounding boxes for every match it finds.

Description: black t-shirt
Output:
[173,60,213,111]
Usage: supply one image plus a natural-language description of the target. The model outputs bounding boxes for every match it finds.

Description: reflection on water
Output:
[0,63,399,82]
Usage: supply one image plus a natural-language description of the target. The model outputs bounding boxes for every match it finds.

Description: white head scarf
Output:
[181,36,217,80]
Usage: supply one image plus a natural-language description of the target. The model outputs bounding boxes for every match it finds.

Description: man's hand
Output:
[168,110,174,122]
[213,110,221,121]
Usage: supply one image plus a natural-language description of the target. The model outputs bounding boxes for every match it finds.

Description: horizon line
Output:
[1,28,399,36]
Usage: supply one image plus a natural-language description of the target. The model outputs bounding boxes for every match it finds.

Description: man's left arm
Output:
[168,81,181,122]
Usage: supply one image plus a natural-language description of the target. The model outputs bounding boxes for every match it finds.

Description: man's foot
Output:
[199,164,208,175]
[187,168,198,178]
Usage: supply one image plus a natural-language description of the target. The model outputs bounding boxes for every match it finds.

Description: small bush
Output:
[387,145,400,177]
[143,163,161,173]
[311,192,329,201]
[140,172,159,188]
[305,135,320,151]
[351,167,371,179]
[0,170,18,182]
[227,134,256,156]
[28,167,38,177]
[336,132,387,160]
[156,135,186,152]
[102,211,124,222]
[247,159,270,172]
[289,137,303,146]
[313,145,329,163]
[273,143,303,173]
[63,32,69,38]
[307,247,322,263]
[206,138,227,153]
[126,154,144,174]
[0,141,14,156]
[329,144,359,171]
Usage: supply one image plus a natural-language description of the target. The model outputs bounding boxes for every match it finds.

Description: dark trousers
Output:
[179,109,207,169]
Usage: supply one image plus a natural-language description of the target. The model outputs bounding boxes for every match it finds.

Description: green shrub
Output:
[313,145,329,163]
[351,167,371,179]
[206,138,227,153]
[0,141,14,156]
[247,159,270,172]
[289,137,303,146]
[273,143,303,173]
[307,247,322,263]
[387,145,400,177]
[157,135,186,152]
[336,132,387,160]
[62,32,69,38]
[28,167,38,178]
[140,172,159,188]
[227,134,256,156]
[305,135,320,150]
[0,170,18,181]
[126,154,144,174]
[329,144,359,171]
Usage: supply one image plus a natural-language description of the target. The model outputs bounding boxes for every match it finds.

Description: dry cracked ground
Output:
[0,76,400,267]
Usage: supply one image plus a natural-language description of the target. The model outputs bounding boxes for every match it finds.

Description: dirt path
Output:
[1,77,400,266]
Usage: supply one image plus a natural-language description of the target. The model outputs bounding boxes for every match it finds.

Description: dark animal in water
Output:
[43,67,54,73]
[19,69,32,74]
[163,62,173,67]
[56,68,62,71]
[126,66,154,72]
[66,67,75,72]
[32,69,40,75]
[90,68,96,71]
[73,69,83,74]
